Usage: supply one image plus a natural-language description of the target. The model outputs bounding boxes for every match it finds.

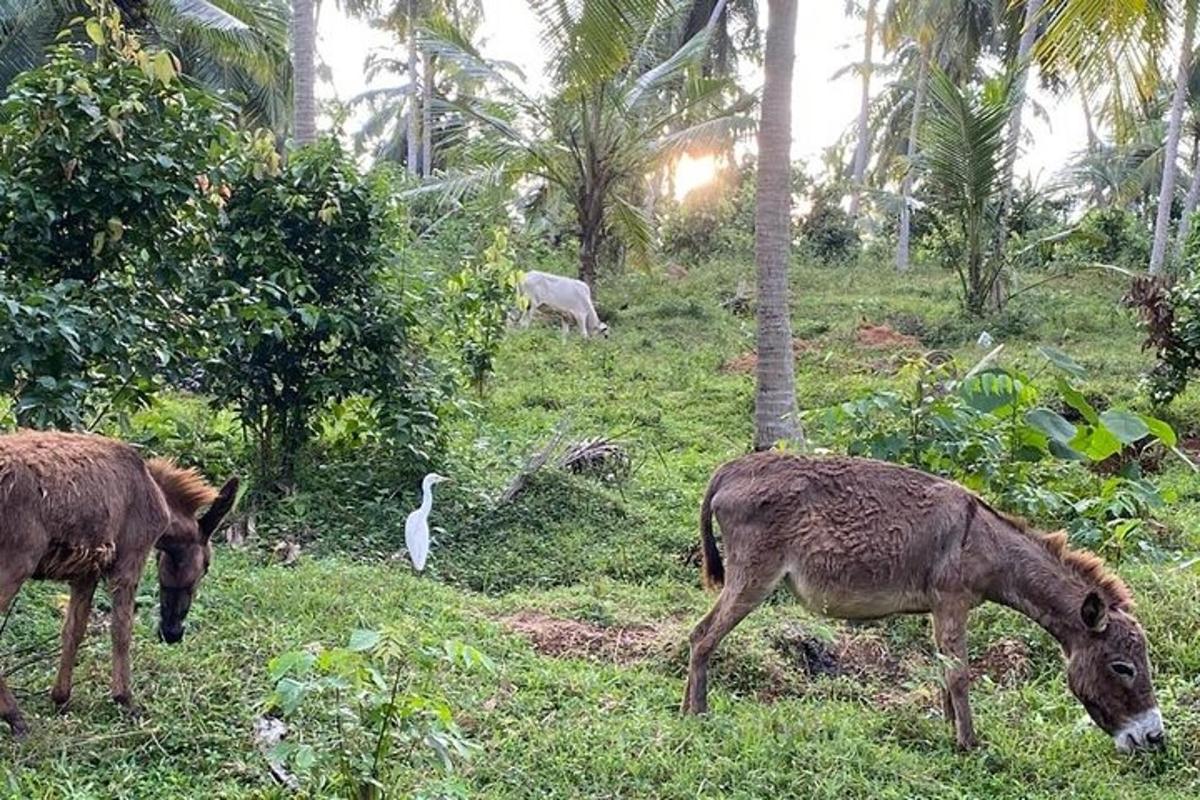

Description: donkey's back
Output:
[700,452,976,619]
[0,431,169,580]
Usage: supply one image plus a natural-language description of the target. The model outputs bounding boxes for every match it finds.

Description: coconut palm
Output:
[754,0,801,449]
[1149,0,1197,273]
[292,0,315,143]
[848,0,879,221]
[0,0,291,129]
[920,67,1019,315]
[421,0,752,289]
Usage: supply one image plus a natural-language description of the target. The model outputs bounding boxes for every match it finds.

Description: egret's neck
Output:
[420,480,436,514]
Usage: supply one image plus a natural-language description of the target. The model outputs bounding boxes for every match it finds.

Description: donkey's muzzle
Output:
[158,623,185,645]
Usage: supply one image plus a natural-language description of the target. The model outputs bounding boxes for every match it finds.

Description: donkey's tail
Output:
[699,473,725,591]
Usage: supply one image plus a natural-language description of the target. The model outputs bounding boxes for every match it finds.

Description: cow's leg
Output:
[108,578,138,712]
[932,596,976,750]
[575,312,589,338]
[51,577,98,711]
[0,570,29,736]
[560,316,571,340]
[681,576,774,715]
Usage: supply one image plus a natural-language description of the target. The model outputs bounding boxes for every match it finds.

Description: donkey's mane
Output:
[983,501,1133,610]
[146,458,217,516]
[1038,530,1133,610]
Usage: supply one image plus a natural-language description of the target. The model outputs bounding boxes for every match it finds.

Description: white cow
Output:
[517,270,609,339]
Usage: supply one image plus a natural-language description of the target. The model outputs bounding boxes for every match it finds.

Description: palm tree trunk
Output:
[754,0,801,451]
[1173,148,1200,268]
[406,0,420,176]
[896,42,930,273]
[1150,0,1199,275]
[291,0,316,145]
[422,49,434,177]
[848,0,877,220]
[995,0,1045,251]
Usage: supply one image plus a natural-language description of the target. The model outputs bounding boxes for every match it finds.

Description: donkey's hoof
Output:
[955,734,979,752]
[112,694,142,719]
[50,690,71,713]
[4,715,29,739]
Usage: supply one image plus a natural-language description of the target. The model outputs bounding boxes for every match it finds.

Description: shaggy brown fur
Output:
[683,452,1161,753]
[0,431,238,737]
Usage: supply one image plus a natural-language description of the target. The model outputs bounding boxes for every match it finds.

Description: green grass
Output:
[4,257,1200,798]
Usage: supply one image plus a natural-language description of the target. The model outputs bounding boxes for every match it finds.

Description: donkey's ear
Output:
[1081,591,1108,633]
[199,477,240,540]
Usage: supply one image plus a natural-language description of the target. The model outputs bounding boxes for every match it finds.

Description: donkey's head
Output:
[151,469,239,645]
[1066,591,1163,754]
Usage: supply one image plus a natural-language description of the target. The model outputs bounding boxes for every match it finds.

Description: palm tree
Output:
[423,0,750,290]
[0,0,291,129]
[1149,0,1198,274]
[848,0,879,221]
[994,0,1045,257]
[292,0,315,143]
[754,0,800,450]
[921,68,1018,316]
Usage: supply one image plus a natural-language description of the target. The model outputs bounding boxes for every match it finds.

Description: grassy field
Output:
[3,256,1200,798]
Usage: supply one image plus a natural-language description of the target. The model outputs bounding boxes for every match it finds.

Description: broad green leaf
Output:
[1026,408,1077,444]
[1038,345,1087,378]
[1099,410,1150,444]
[347,629,381,652]
[1056,377,1098,424]
[1139,414,1177,447]
[85,19,104,46]
[1070,425,1123,461]
[961,369,1021,415]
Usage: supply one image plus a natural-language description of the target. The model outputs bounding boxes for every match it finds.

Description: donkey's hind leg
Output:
[51,577,98,711]
[681,575,776,715]
[0,571,30,736]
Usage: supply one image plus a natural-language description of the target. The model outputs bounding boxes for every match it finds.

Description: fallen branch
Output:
[499,418,572,504]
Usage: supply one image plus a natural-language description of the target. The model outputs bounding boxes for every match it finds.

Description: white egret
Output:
[405,473,450,571]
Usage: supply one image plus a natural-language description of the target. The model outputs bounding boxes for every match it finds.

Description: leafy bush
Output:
[806,347,1178,560]
[1125,272,1200,406]
[203,138,441,491]
[0,8,234,427]
[443,229,523,395]
[659,165,756,261]
[1065,207,1151,269]
[267,629,492,798]
[798,185,859,263]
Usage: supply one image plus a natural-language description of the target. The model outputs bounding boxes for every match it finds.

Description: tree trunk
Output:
[406,0,420,176]
[848,0,877,220]
[422,49,434,177]
[1150,0,1199,275]
[754,0,801,451]
[896,43,930,273]
[995,0,1045,253]
[291,0,316,146]
[1173,148,1200,268]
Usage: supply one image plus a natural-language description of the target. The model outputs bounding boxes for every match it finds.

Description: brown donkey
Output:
[0,431,238,736]
[682,452,1164,754]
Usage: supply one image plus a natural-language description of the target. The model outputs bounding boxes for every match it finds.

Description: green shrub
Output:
[202,137,441,491]
[806,347,1178,560]
[1125,272,1200,406]
[267,628,492,798]
[1063,207,1151,269]
[798,186,859,263]
[0,8,234,427]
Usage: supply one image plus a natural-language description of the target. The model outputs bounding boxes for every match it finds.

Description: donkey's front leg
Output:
[932,597,976,750]
[108,579,139,713]
[51,577,98,711]
[0,572,29,736]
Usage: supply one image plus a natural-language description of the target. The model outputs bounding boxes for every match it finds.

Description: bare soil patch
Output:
[855,323,922,350]
[502,612,668,665]
[720,339,814,374]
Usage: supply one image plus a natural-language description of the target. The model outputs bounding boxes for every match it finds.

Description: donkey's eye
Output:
[1109,662,1137,679]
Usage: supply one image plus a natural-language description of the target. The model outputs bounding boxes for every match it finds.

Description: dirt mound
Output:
[971,638,1032,685]
[856,323,921,350]
[502,612,667,665]
[721,339,814,374]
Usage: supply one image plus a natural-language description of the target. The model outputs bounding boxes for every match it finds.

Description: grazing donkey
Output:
[682,452,1165,754]
[0,431,238,736]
